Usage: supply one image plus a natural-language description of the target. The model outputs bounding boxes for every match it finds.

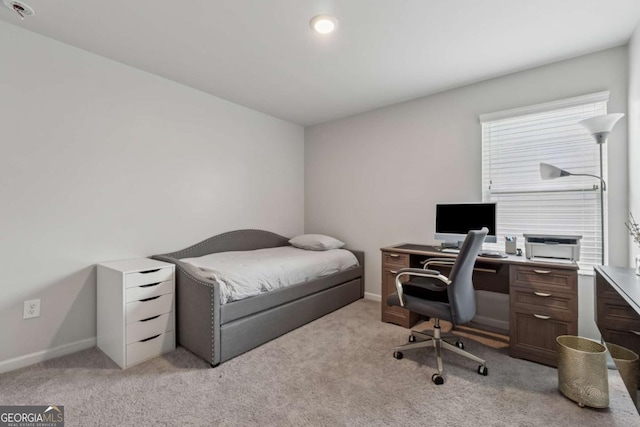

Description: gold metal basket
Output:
[607,342,638,406]
[556,335,609,408]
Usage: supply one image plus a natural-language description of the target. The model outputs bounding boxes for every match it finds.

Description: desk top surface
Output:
[381,243,579,271]
[595,265,640,315]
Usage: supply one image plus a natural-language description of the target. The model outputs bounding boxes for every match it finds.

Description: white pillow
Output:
[289,234,345,251]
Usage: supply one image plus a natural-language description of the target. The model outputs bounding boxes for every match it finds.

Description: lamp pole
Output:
[541,113,623,267]
[598,143,605,265]
[578,113,624,266]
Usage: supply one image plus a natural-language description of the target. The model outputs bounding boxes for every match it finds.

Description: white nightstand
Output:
[97,258,176,368]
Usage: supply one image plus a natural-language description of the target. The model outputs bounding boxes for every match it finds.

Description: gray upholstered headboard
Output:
[158,229,291,259]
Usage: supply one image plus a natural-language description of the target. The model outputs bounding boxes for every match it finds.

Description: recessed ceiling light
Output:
[3,0,34,19]
[310,15,338,34]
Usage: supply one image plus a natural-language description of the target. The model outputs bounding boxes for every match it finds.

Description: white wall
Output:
[305,47,628,337]
[629,22,640,265]
[0,21,304,368]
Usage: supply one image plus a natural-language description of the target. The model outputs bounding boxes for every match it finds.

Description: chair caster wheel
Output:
[393,351,403,360]
[431,373,445,385]
[478,365,488,376]
[408,335,416,343]
[455,341,464,349]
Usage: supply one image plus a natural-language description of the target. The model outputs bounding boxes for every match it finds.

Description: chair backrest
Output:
[446,227,488,324]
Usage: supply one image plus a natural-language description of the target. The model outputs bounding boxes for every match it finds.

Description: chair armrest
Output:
[394,267,452,307]
[421,258,456,269]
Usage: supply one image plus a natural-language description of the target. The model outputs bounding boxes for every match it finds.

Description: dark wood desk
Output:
[594,266,640,389]
[381,243,579,367]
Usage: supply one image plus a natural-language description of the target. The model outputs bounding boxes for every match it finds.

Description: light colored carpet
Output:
[0,300,637,426]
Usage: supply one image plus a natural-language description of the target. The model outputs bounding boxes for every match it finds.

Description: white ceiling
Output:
[2,1,640,126]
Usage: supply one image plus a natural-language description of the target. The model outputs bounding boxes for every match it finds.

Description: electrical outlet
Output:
[23,299,40,319]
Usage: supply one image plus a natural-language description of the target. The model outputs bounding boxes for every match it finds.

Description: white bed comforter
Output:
[181,246,359,304]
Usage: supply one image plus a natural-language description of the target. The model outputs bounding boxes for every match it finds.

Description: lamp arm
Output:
[568,173,607,191]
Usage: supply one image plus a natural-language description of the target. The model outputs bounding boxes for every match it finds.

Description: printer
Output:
[523,234,582,262]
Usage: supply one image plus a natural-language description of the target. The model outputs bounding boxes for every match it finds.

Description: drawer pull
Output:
[139,269,161,274]
[533,314,551,320]
[140,315,161,322]
[390,270,398,274]
[388,254,400,258]
[533,292,552,297]
[140,282,161,288]
[533,269,551,275]
[631,330,640,336]
[139,334,161,343]
[139,295,161,302]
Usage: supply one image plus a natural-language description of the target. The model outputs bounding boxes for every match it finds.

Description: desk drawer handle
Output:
[139,295,161,302]
[533,292,552,297]
[388,254,400,258]
[139,269,161,274]
[631,330,640,336]
[533,269,551,275]
[390,270,398,274]
[533,314,551,320]
[139,334,161,343]
[140,282,161,288]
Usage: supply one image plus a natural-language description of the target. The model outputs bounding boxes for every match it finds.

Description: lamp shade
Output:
[578,113,624,135]
[540,163,571,180]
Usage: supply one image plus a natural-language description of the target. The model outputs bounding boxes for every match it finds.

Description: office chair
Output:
[387,228,489,385]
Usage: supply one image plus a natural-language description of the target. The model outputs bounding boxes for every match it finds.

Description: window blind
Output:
[481,97,608,273]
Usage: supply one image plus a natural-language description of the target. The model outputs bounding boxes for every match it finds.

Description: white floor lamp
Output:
[539,113,624,265]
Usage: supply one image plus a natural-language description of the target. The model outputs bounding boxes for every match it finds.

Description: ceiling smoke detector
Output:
[3,0,35,19]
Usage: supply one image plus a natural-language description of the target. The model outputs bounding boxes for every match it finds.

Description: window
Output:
[480,92,609,273]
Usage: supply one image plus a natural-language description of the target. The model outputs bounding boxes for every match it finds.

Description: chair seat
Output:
[387,293,453,322]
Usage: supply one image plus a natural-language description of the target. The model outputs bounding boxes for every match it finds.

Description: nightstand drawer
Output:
[126,293,174,323]
[126,280,174,303]
[98,258,175,368]
[126,331,175,367]
[126,312,174,344]
[126,268,174,288]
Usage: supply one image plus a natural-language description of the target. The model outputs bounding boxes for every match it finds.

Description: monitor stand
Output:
[441,241,464,249]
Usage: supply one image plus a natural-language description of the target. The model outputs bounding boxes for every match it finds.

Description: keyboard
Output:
[479,250,508,258]
[441,248,460,254]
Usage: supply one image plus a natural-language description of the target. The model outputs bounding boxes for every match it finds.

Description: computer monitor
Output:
[435,202,497,246]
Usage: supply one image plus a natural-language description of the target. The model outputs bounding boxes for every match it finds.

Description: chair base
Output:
[393,319,487,383]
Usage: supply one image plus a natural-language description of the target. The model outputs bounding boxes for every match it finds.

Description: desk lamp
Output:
[539,113,624,265]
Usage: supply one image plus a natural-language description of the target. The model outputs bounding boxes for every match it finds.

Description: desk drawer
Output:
[509,306,577,367]
[126,312,174,344]
[510,266,577,294]
[381,266,420,328]
[126,280,174,303]
[382,267,405,315]
[596,278,623,300]
[126,293,174,323]
[126,331,174,367]
[597,297,640,330]
[510,286,577,318]
[382,252,409,267]
[125,267,174,288]
[602,328,640,358]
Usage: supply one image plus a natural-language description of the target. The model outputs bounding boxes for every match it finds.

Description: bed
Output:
[152,229,365,366]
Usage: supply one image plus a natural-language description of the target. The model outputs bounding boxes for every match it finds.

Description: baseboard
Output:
[364,292,381,302]
[0,337,96,374]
